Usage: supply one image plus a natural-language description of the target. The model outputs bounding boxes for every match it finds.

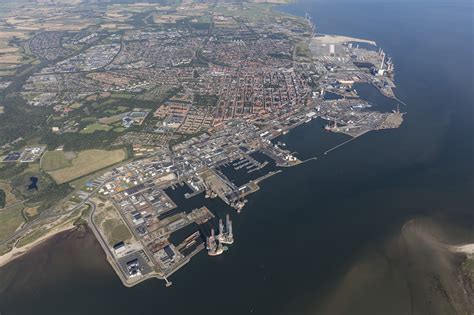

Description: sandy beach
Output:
[450,244,474,254]
[0,221,77,268]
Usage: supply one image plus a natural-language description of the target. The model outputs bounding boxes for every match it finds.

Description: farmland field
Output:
[0,204,24,240]
[41,151,73,171]
[47,149,127,184]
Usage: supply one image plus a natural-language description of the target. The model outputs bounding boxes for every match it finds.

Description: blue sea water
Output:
[0,1,472,314]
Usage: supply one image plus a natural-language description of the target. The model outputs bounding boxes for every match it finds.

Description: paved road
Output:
[0,176,110,246]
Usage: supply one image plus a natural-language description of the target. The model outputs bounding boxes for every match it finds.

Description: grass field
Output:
[104,105,128,114]
[80,122,112,134]
[15,227,47,248]
[47,149,127,184]
[0,181,19,207]
[92,201,133,247]
[41,151,72,171]
[103,218,132,246]
[0,204,24,240]
[113,127,126,132]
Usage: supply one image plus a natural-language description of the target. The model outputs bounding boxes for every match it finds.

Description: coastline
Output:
[0,221,78,268]
[451,244,474,255]
[0,0,473,313]
[0,0,401,282]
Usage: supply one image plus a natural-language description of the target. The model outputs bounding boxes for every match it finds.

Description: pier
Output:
[324,133,367,155]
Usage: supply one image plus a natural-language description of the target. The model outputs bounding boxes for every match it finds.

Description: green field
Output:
[16,227,47,248]
[104,105,128,115]
[0,204,24,240]
[113,127,126,132]
[47,149,127,184]
[41,151,72,171]
[16,204,88,248]
[103,218,132,246]
[80,122,112,134]
[212,3,287,23]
